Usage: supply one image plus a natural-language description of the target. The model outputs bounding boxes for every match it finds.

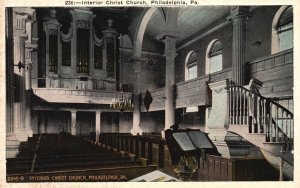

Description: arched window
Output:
[272,6,293,54]
[185,51,197,81]
[206,40,222,74]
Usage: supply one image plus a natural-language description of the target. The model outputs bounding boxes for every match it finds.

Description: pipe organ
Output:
[43,8,118,90]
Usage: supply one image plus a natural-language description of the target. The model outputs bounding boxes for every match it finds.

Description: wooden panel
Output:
[163,145,173,171]
[152,143,159,166]
[197,155,279,181]
[197,155,233,181]
[249,50,293,97]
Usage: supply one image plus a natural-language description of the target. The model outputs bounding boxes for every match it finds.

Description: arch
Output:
[271,6,293,54]
[184,51,197,81]
[205,39,222,74]
[133,7,166,58]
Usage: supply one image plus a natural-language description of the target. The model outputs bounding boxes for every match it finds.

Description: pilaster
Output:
[227,6,251,86]
[12,8,35,142]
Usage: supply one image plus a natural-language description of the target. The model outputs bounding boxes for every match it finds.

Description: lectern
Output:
[164,129,220,180]
[165,129,219,165]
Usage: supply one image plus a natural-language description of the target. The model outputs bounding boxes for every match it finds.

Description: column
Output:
[130,57,144,135]
[162,35,177,131]
[71,110,77,135]
[227,6,251,86]
[95,111,101,142]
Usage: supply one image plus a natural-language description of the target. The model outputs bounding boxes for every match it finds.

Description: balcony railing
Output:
[32,88,133,105]
[248,49,293,97]
[33,77,133,93]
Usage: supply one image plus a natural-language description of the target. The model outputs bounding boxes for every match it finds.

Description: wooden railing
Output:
[98,133,169,169]
[228,85,293,150]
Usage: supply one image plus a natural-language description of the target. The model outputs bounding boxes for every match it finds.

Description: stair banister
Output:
[228,84,293,150]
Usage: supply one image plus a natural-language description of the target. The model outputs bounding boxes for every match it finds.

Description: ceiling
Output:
[145,6,231,43]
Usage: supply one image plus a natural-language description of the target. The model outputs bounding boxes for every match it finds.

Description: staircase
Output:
[227,85,294,180]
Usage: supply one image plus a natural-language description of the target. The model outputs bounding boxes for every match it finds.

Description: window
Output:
[185,51,197,81]
[272,6,293,54]
[277,6,293,51]
[207,40,222,74]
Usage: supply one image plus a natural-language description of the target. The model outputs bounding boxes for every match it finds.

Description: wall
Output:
[118,111,165,133]
[119,48,165,92]
[119,112,133,133]
[100,112,119,133]
[140,111,165,133]
[36,111,70,134]
[176,22,233,83]
[246,6,279,62]
[76,112,95,136]
[179,107,206,132]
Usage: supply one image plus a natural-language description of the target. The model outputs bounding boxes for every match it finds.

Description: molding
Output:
[177,21,230,51]
[119,47,163,56]
[208,79,229,93]
[94,28,103,46]
[61,23,73,42]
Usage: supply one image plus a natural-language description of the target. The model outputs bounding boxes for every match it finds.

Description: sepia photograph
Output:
[2,0,298,186]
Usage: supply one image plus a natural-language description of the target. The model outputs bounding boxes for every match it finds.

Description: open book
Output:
[172,131,214,151]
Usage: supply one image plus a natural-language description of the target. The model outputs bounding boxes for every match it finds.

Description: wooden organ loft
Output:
[5,6,294,182]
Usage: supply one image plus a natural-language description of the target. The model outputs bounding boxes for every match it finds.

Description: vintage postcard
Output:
[1,0,299,187]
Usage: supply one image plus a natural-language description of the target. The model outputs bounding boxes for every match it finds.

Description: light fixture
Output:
[14,61,32,72]
[110,93,134,112]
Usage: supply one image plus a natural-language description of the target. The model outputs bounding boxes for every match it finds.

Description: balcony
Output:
[249,49,293,97]
[140,68,232,112]
[32,88,132,105]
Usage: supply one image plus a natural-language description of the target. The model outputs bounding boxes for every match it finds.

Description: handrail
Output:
[228,85,293,117]
[228,84,294,149]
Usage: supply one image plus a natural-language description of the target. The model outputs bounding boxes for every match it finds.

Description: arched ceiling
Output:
[144,6,231,43]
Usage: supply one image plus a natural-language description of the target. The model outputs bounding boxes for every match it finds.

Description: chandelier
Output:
[110,93,134,112]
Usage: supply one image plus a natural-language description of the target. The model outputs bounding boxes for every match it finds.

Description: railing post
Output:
[269,103,273,142]
[244,90,246,124]
[233,87,237,124]
[251,94,255,133]
[275,106,279,142]
[281,110,284,141]
[238,88,241,124]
